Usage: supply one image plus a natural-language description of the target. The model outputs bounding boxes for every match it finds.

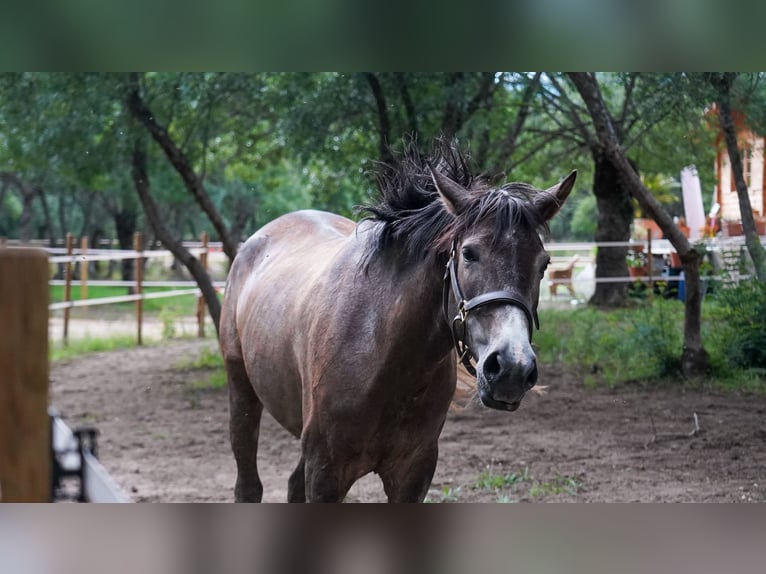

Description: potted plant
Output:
[722,219,743,237]
[626,251,647,278]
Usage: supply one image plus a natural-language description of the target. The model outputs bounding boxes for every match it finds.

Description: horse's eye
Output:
[462,246,479,263]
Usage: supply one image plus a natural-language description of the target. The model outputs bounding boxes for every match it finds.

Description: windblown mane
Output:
[361,140,548,262]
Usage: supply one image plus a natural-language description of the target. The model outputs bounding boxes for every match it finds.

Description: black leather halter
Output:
[442,242,539,376]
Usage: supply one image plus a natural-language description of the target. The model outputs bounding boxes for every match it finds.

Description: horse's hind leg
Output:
[228,358,264,502]
[287,456,306,503]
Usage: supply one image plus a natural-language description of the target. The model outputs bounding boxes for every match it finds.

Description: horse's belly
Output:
[233,211,356,438]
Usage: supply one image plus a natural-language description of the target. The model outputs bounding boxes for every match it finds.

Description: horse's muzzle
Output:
[478,388,524,411]
[477,348,538,411]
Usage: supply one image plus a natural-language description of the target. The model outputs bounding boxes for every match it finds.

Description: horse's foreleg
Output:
[381,447,439,503]
[228,358,264,502]
[287,456,306,503]
[302,429,353,503]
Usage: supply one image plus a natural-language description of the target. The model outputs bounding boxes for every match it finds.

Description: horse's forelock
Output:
[362,141,548,261]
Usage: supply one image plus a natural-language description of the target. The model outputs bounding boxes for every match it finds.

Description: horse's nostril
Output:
[483,352,502,381]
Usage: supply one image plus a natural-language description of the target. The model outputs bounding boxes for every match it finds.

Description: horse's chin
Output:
[477,386,524,412]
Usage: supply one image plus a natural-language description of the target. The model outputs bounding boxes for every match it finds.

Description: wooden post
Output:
[197,232,209,338]
[0,237,6,248]
[647,229,653,292]
[134,232,143,346]
[63,233,74,346]
[0,248,50,502]
[80,236,89,316]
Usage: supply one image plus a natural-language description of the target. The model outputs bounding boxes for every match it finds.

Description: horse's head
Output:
[431,167,576,411]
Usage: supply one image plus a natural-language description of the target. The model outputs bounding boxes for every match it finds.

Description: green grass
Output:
[182,346,224,369]
[177,346,227,390]
[50,334,144,361]
[50,284,199,315]
[472,465,584,501]
[528,473,584,498]
[474,466,530,491]
[425,486,462,503]
[190,370,227,390]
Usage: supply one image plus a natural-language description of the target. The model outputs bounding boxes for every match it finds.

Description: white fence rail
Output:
[3,232,764,341]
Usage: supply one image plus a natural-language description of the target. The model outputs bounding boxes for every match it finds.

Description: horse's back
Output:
[225,209,354,303]
[220,210,356,435]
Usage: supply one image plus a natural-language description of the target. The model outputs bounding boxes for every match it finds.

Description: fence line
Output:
[42,231,219,346]
[2,232,762,345]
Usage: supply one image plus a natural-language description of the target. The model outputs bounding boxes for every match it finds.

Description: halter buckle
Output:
[457,300,468,322]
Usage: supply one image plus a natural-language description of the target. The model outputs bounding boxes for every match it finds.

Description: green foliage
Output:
[537,301,684,385]
[539,295,766,388]
[568,194,597,240]
[159,308,179,339]
[705,281,766,372]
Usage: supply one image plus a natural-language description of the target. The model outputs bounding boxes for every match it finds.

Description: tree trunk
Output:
[363,72,394,166]
[57,189,69,246]
[114,208,137,283]
[568,72,710,378]
[589,151,634,307]
[125,73,239,263]
[36,186,56,247]
[131,138,221,335]
[0,173,38,242]
[394,73,419,138]
[711,73,766,281]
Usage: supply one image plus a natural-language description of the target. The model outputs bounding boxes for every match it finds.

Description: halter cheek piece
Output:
[442,242,539,377]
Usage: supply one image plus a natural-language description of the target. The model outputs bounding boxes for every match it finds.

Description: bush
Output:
[537,300,684,385]
[706,280,766,371]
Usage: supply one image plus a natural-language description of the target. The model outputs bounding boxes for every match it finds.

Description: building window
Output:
[730,147,752,191]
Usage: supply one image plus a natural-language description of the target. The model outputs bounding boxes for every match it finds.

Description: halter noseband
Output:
[442,242,539,376]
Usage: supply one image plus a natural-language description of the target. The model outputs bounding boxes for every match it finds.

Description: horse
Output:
[220,142,576,502]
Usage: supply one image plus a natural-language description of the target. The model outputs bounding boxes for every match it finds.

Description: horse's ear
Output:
[428,163,469,215]
[535,170,577,222]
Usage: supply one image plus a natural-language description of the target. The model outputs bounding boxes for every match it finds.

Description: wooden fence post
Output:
[80,236,89,315]
[0,248,50,502]
[134,232,143,346]
[63,233,74,346]
[197,232,209,338]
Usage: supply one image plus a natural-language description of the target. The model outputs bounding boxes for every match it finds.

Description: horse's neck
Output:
[370,250,453,359]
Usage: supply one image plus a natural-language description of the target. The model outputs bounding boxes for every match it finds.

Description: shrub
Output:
[706,280,766,371]
[537,300,684,385]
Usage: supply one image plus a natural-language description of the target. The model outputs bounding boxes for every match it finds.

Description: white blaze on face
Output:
[501,306,535,362]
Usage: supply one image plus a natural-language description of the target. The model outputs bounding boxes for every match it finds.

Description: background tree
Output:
[541,73,716,307]
[569,72,710,377]
[707,72,766,281]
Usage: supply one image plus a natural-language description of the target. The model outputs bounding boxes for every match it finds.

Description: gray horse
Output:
[220,142,575,502]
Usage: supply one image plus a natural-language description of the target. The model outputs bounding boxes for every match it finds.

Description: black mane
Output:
[361,140,548,262]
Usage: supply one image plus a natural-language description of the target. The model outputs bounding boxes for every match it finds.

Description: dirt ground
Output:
[49,338,766,503]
